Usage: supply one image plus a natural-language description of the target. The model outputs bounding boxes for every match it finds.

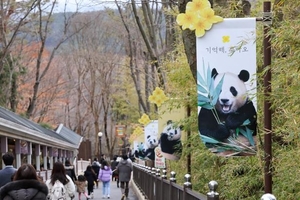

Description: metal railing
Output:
[132,163,276,200]
[132,163,217,200]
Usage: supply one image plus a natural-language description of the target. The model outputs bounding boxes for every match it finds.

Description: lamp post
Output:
[98,132,103,161]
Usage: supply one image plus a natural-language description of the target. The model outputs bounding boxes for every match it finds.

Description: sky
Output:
[54,0,117,12]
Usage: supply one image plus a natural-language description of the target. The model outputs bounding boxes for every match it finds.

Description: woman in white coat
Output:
[46,162,76,200]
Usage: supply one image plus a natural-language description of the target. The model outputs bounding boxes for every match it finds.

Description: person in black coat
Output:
[64,160,77,183]
[84,165,97,198]
[91,158,100,188]
[0,163,48,200]
[110,156,119,187]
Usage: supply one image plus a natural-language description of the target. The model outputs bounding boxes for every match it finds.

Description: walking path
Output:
[72,180,140,200]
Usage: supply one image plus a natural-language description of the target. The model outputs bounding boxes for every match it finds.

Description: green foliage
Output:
[0,53,25,109]
[162,0,300,199]
[39,122,53,130]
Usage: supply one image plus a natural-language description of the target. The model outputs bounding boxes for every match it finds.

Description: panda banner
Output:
[197,18,257,157]
[143,120,159,161]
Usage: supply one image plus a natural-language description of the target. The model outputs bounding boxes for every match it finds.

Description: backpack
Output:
[48,180,66,200]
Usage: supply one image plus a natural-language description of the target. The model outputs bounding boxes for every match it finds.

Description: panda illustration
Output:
[160,120,183,160]
[134,142,146,159]
[198,68,257,144]
[143,134,159,160]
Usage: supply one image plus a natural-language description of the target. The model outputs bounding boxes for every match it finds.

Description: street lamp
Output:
[98,132,103,161]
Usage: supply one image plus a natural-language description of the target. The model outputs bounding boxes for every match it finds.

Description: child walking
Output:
[84,165,97,199]
[74,175,90,200]
[98,160,112,199]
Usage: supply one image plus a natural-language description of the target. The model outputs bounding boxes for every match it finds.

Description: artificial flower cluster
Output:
[133,126,144,135]
[138,114,151,125]
[176,0,223,37]
[148,87,169,107]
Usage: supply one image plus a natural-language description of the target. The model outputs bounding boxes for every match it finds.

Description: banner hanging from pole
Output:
[197,18,257,156]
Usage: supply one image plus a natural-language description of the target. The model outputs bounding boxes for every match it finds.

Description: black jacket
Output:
[91,161,100,177]
[84,170,97,186]
[0,179,48,200]
[65,165,77,182]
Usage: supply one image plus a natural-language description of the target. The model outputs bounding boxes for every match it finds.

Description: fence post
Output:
[207,180,219,200]
[147,166,152,199]
[152,167,156,175]
[161,169,167,179]
[170,171,176,183]
[183,174,192,200]
[184,174,192,189]
[156,168,161,177]
[169,171,176,199]
[160,169,166,200]
[261,193,276,200]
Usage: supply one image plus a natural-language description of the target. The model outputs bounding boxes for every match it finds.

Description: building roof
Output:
[55,124,83,148]
[0,106,82,150]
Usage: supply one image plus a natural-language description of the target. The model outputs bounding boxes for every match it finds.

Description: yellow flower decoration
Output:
[129,126,144,143]
[133,126,144,135]
[176,12,198,30]
[222,35,230,43]
[148,87,169,107]
[176,0,223,37]
[138,114,151,125]
[200,8,223,24]
[194,18,212,37]
[186,0,211,13]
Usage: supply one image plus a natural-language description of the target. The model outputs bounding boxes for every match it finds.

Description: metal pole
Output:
[263,1,272,194]
[187,104,191,175]
[99,136,102,161]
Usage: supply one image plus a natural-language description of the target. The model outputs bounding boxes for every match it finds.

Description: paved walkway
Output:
[72,180,139,200]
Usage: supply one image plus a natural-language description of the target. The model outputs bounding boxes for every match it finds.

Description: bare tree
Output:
[115,0,177,114]
[0,0,43,109]
[62,11,127,158]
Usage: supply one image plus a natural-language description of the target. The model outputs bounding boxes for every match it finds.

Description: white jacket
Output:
[45,175,76,200]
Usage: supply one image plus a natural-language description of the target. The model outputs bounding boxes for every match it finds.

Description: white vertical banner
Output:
[143,120,159,160]
[144,120,159,142]
[197,18,257,156]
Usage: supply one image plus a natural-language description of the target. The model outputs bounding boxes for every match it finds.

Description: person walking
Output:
[91,158,101,188]
[45,162,76,200]
[65,160,77,183]
[0,152,17,188]
[0,163,48,200]
[116,154,133,200]
[84,165,97,199]
[98,160,112,199]
[99,154,106,165]
[110,156,119,187]
[74,175,90,200]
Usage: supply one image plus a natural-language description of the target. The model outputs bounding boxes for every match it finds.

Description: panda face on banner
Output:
[212,68,249,114]
[146,134,159,149]
[160,120,183,160]
[198,68,257,156]
[163,123,182,141]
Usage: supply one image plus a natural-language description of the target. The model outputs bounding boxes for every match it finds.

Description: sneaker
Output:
[91,193,94,199]
[107,195,110,199]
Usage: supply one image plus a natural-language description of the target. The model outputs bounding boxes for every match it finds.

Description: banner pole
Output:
[263,1,272,194]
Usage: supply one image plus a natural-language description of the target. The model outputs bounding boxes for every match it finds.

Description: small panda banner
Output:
[143,120,159,161]
[197,18,257,156]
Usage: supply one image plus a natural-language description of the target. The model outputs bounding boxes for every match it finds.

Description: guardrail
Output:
[132,163,277,200]
[132,163,218,200]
